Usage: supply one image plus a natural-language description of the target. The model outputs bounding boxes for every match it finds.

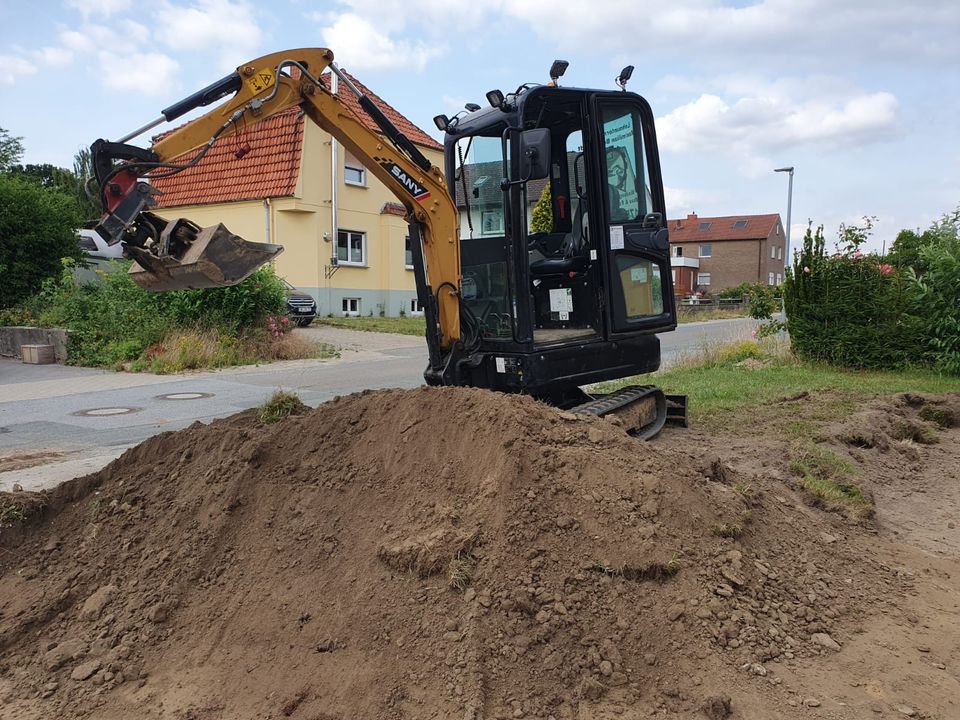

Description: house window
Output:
[698,222,712,231]
[768,271,775,285]
[336,230,366,266]
[405,236,414,269]
[409,298,424,316]
[672,245,683,257]
[697,272,711,286]
[481,209,503,236]
[344,151,366,186]
[771,245,777,259]
[342,297,361,316]
[777,246,783,260]
[699,243,712,258]
[733,220,748,229]
[776,273,782,285]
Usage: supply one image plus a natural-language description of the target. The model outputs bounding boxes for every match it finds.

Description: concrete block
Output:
[21,344,56,364]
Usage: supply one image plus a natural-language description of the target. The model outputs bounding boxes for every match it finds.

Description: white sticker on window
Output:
[495,357,506,373]
[630,266,648,283]
[549,288,574,313]
[559,311,570,321]
[609,225,625,250]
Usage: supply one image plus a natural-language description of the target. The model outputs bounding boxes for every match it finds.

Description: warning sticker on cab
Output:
[245,68,275,95]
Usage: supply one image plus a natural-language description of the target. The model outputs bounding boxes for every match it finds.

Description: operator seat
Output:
[530,198,589,277]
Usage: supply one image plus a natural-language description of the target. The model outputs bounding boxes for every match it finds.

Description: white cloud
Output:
[153,0,262,69]
[0,55,38,85]
[36,47,74,67]
[65,0,133,17]
[320,13,443,72]
[657,84,901,170]
[503,0,960,66]
[99,52,180,96]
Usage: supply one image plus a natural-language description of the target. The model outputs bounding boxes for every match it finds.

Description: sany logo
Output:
[384,163,431,202]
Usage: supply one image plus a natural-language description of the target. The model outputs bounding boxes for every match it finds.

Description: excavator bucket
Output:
[126,222,283,292]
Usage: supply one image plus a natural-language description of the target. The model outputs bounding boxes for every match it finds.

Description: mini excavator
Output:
[90,48,686,438]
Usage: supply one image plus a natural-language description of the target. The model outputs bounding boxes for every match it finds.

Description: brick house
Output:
[150,72,443,317]
[668,212,786,294]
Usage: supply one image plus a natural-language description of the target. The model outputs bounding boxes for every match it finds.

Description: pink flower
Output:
[803,266,811,274]
[878,263,894,276]
[751,328,758,339]
[853,251,863,259]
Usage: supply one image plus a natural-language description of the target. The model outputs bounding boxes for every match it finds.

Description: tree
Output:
[73,147,101,221]
[0,127,25,170]
[0,174,83,308]
[530,184,553,234]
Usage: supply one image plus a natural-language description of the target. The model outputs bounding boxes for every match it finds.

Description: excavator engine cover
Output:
[127,222,283,292]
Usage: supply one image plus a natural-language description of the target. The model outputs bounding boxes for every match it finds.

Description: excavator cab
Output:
[435,83,678,417]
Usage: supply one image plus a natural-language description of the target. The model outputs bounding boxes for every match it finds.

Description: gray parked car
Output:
[283,280,317,327]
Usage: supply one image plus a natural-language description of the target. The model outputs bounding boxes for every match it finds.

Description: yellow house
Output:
[151,73,443,317]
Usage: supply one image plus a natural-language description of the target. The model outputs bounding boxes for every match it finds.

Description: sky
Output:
[2,0,958,254]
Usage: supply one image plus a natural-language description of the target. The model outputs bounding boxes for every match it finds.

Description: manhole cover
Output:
[155,392,214,401]
[73,407,142,417]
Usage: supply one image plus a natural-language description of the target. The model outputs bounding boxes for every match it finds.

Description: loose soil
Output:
[0,386,958,719]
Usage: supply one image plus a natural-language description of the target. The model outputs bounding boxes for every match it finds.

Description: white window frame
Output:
[481,209,504,236]
[768,271,775,285]
[697,272,711,286]
[344,151,366,187]
[699,243,712,258]
[776,272,782,285]
[342,297,361,316]
[771,245,777,259]
[336,229,367,266]
[409,298,424,316]
[672,245,683,257]
[777,246,783,260]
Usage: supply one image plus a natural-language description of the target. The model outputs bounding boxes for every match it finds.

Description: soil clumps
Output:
[0,387,947,719]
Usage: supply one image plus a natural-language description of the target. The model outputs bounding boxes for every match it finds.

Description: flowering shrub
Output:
[265,314,291,339]
[781,222,925,369]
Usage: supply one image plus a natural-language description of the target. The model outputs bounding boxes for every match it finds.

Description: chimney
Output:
[687,212,698,222]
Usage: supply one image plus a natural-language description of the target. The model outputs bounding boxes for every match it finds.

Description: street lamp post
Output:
[774,166,794,270]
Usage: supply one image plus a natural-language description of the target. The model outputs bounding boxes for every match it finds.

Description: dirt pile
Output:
[0,387,917,719]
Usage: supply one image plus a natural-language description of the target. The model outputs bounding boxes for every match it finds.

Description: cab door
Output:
[591,95,676,335]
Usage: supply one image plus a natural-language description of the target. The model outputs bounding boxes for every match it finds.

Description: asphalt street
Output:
[0,318,756,491]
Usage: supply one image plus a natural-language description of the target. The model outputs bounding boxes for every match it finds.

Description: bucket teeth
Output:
[127,223,283,292]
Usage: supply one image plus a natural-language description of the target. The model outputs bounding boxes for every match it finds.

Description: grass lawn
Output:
[596,339,960,426]
[314,316,427,336]
[676,307,749,323]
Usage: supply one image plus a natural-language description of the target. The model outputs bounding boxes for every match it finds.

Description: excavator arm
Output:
[91,48,461,350]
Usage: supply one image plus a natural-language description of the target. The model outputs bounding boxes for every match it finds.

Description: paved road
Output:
[0,318,755,491]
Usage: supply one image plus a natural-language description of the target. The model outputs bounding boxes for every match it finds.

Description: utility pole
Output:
[774,167,794,270]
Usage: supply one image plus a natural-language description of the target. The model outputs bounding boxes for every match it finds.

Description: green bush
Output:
[161,266,286,332]
[530,184,553,233]
[782,223,926,370]
[30,260,287,368]
[914,233,960,374]
[0,174,82,308]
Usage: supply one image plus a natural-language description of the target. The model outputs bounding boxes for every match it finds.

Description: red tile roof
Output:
[321,71,442,152]
[381,202,406,216]
[668,213,781,242]
[152,108,303,208]
[152,70,440,209]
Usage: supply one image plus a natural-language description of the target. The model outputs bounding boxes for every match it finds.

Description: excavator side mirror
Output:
[518,128,551,181]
